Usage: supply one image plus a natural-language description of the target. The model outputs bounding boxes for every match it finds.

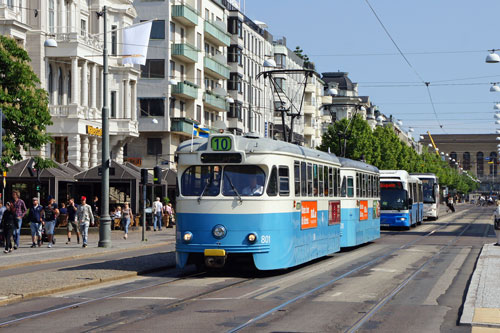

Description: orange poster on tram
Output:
[301,201,318,229]
[360,200,368,220]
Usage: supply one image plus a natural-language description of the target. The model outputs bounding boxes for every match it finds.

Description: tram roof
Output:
[338,157,379,173]
[177,136,341,164]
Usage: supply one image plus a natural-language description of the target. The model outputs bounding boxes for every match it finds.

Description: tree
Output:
[0,36,53,170]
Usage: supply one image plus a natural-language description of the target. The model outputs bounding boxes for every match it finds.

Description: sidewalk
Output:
[461,241,500,331]
[0,227,177,305]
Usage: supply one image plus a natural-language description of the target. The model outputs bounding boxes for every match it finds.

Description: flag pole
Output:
[191,123,195,152]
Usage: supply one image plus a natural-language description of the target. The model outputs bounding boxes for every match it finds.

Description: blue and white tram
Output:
[338,158,380,247]
[175,134,379,270]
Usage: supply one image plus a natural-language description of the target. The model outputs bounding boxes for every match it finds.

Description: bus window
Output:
[301,162,307,197]
[307,163,313,196]
[181,165,221,196]
[313,164,319,196]
[267,166,278,196]
[356,173,360,197]
[347,176,354,197]
[319,165,324,197]
[328,167,333,197]
[222,165,265,197]
[279,166,290,196]
[294,161,300,196]
[341,176,347,197]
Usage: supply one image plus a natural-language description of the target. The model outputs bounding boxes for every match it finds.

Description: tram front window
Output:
[380,182,408,210]
[421,179,436,203]
[222,165,265,197]
[181,165,221,196]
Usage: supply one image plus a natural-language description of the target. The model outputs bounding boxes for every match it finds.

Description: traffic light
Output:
[153,166,162,184]
[36,183,41,192]
[141,168,149,185]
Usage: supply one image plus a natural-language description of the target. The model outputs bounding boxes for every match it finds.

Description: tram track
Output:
[0,206,479,331]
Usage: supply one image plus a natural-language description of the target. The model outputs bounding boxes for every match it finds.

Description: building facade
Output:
[0,0,140,168]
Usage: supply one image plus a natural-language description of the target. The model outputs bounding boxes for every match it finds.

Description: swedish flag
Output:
[193,123,210,138]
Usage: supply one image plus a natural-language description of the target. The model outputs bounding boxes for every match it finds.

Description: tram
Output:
[175,133,381,270]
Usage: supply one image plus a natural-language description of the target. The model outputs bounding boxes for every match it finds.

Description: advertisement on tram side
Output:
[301,201,318,229]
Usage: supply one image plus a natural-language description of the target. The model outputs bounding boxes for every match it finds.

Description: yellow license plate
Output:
[204,249,226,257]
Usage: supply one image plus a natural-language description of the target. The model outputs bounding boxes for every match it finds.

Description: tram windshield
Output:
[222,165,265,196]
[421,178,437,203]
[181,165,221,196]
[380,181,408,210]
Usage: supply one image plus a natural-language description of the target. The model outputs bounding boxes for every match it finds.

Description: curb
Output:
[0,241,175,272]
[460,245,484,326]
[0,263,175,307]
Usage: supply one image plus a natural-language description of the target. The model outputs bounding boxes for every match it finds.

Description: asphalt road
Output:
[0,205,496,332]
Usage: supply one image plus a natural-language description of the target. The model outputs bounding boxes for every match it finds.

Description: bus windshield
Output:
[380,181,408,210]
[181,165,221,196]
[421,178,436,203]
[222,165,265,196]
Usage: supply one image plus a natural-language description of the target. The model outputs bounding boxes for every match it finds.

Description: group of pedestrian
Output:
[0,190,28,253]
[152,197,175,231]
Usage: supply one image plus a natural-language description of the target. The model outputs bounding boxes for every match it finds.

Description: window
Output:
[110,91,117,118]
[279,166,289,196]
[324,166,329,196]
[356,173,360,197]
[362,174,367,197]
[169,98,175,113]
[67,71,71,101]
[301,162,307,196]
[341,176,346,197]
[228,17,243,38]
[477,152,484,177]
[150,20,165,39]
[147,138,162,156]
[228,73,242,93]
[139,98,165,117]
[111,25,117,55]
[170,60,175,78]
[48,65,54,104]
[267,166,278,196]
[450,151,457,167]
[228,45,242,65]
[57,68,63,105]
[491,152,498,176]
[179,101,185,114]
[141,59,165,79]
[337,169,341,196]
[294,161,300,196]
[49,0,55,33]
[274,53,286,68]
[223,165,265,197]
[169,22,175,41]
[196,105,202,122]
[313,165,319,196]
[81,19,87,37]
[307,163,313,196]
[328,167,333,197]
[275,78,285,92]
[463,152,471,171]
[181,165,221,196]
[347,176,354,197]
[318,165,324,197]
[197,32,202,50]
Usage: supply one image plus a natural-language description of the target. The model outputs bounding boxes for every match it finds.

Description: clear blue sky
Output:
[244,0,500,138]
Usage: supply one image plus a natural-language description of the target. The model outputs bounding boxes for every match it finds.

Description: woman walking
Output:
[122,203,133,240]
[2,202,16,253]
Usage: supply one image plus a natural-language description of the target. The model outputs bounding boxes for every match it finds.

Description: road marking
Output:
[114,296,178,300]
[370,268,397,273]
[330,292,343,297]
[423,247,471,305]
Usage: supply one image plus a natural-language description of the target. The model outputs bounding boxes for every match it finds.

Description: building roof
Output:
[74,160,144,181]
[7,158,75,181]
[322,72,355,91]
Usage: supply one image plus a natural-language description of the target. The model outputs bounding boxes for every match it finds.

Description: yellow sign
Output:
[86,125,102,137]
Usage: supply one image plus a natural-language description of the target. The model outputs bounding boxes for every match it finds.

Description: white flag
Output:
[122,21,152,65]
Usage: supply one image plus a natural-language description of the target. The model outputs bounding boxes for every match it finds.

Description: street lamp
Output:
[44,38,58,48]
[327,88,338,96]
[263,58,277,68]
[491,83,500,92]
[486,50,500,63]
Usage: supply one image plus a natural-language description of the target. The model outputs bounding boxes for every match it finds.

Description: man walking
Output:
[43,196,59,248]
[28,197,43,248]
[12,190,27,249]
[66,198,80,244]
[152,197,163,231]
[77,196,94,248]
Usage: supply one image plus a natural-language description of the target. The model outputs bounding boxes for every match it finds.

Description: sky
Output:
[243,0,500,139]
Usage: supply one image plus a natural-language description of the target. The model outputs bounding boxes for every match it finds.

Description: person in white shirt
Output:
[242,176,264,196]
[152,197,163,231]
[77,196,94,248]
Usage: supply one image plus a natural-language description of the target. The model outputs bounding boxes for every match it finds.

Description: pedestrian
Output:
[91,196,99,216]
[12,190,27,250]
[2,202,16,253]
[152,197,163,231]
[43,196,59,248]
[77,196,94,248]
[28,197,44,248]
[59,202,67,215]
[66,198,80,244]
[446,194,455,213]
[168,203,175,226]
[0,201,6,247]
[494,201,500,246]
[121,203,133,240]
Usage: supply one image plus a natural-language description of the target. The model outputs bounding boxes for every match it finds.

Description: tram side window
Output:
[356,173,360,197]
[377,176,380,197]
[336,168,341,197]
[362,174,367,197]
[324,166,329,196]
[301,162,307,196]
[181,165,221,196]
[328,167,334,197]
[341,176,347,197]
[279,166,290,196]
[347,176,354,197]
[313,164,319,196]
[368,175,372,198]
[307,163,313,196]
[294,161,300,196]
[319,165,324,197]
[267,166,278,196]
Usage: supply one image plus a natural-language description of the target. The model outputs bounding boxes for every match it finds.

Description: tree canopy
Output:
[0,36,53,170]
[318,115,479,194]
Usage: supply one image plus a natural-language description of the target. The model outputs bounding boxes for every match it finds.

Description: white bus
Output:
[411,173,440,220]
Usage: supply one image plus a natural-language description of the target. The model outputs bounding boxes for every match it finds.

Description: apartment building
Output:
[0,0,139,167]
[303,72,331,148]
[129,0,230,168]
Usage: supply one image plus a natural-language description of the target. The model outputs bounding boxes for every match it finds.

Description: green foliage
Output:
[0,36,53,171]
[319,115,479,194]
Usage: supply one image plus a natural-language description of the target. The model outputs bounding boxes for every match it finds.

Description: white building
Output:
[0,0,140,167]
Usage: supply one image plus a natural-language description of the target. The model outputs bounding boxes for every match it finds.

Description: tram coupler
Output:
[205,256,226,268]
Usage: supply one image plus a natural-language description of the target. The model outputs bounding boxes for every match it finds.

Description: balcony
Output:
[204,55,230,80]
[49,104,84,118]
[204,20,230,47]
[321,95,333,104]
[172,43,199,63]
[171,81,199,100]
[304,127,315,137]
[171,4,198,26]
[303,104,315,115]
[305,83,316,93]
[171,117,196,137]
[203,91,228,112]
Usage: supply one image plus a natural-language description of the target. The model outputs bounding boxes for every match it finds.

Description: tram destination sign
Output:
[211,136,232,151]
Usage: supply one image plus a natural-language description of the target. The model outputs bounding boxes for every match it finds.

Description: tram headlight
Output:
[399,217,407,221]
[212,224,227,239]
[247,233,257,243]
[183,231,193,242]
